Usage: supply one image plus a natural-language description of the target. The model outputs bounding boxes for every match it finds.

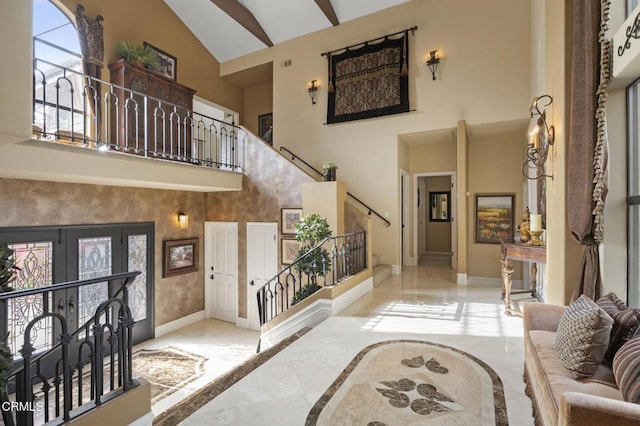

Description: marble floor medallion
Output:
[306,340,508,425]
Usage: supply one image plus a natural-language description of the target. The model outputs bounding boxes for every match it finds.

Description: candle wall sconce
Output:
[523,95,555,180]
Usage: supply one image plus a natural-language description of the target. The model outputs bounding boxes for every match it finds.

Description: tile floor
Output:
[150,259,535,425]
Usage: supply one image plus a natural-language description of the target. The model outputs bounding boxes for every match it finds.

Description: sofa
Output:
[522,301,640,425]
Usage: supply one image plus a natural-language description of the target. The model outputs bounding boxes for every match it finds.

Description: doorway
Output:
[246,222,278,330]
[414,172,457,268]
[204,222,238,323]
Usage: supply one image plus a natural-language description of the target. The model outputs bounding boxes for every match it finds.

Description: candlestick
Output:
[530,214,542,232]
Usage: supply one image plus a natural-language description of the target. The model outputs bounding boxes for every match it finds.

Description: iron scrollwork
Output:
[618,12,640,56]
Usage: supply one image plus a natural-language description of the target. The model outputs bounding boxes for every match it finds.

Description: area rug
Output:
[306,340,508,425]
[132,346,207,404]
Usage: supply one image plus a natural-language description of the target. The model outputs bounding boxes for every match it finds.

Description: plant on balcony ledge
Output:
[291,214,332,305]
[115,41,160,70]
[322,162,337,182]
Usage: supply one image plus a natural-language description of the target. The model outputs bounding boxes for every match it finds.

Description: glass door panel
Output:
[77,236,113,330]
[127,234,148,322]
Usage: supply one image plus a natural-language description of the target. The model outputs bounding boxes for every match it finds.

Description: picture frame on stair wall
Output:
[281,208,302,235]
[281,238,301,265]
[258,113,273,144]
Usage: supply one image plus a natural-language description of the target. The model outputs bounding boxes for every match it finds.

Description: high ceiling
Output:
[164,0,410,63]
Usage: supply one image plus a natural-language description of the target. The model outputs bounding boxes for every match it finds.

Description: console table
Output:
[500,239,546,316]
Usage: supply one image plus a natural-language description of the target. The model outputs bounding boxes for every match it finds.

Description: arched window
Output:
[32,0,85,138]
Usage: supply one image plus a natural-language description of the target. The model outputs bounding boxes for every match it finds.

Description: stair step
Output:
[373,264,392,286]
[372,254,380,268]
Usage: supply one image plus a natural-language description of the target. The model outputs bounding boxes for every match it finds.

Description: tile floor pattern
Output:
[148,260,535,425]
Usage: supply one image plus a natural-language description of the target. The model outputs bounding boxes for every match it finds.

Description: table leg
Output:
[500,258,514,315]
[530,262,538,298]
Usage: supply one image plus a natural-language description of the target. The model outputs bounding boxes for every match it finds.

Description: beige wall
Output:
[243,82,274,137]
[56,0,243,113]
[205,133,315,318]
[221,0,531,267]
[467,128,524,279]
[0,178,206,327]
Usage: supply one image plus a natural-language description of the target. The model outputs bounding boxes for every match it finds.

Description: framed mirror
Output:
[429,191,450,222]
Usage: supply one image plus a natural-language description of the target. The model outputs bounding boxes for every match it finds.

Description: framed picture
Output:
[144,42,177,80]
[163,238,198,277]
[258,113,273,145]
[475,194,515,244]
[281,238,302,265]
[281,208,302,235]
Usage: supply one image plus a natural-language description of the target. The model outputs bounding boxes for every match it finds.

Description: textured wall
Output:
[206,133,315,318]
[0,178,205,327]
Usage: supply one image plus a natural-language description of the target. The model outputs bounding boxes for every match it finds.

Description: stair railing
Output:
[255,231,367,332]
[0,271,141,426]
[279,147,390,227]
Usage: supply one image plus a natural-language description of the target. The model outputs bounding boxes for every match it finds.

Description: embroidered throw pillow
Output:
[596,292,640,363]
[554,294,614,377]
[613,335,640,403]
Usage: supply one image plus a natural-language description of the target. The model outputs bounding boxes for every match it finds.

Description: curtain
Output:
[568,0,610,301]
[75,4,104,140]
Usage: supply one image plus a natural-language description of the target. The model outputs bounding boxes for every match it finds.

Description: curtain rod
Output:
[321,26,417,57]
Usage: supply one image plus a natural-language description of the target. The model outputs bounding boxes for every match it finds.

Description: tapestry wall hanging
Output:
[325,28,413,124]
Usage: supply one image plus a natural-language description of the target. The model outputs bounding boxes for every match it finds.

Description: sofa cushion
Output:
[597,292,640,363]
[528,330,622,417]
[613,334,640,403]
[554,295,614,377]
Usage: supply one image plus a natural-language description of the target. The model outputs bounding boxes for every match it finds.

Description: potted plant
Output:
[322,162,337,182]
[115,41,160,70]
[291,214,332,305]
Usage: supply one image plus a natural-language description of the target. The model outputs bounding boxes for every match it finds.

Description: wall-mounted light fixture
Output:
[426,50,441,81]
[523,95,555,180]
[177,211,189,229]
[308,80,319,105]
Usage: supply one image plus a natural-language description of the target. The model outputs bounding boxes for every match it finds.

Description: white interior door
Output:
[205,222,238,323]
[247,222,278,330]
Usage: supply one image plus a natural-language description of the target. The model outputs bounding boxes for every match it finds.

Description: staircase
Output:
[372,254,392,286]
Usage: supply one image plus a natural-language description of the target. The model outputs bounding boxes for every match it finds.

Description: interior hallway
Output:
[148,257,534,425]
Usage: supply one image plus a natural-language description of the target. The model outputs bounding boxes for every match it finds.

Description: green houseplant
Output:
[291,214,332,305]
[322,162,337,182]
[115,41,160,70]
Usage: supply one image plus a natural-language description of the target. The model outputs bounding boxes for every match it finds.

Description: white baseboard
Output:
[405,257,418,266]
[392,264,402,275]
[154,310,205,338]
[235,317,251,329]
[457,273,468,285]
[129,412,153,426]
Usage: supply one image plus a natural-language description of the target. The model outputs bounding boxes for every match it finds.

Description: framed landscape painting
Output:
[163,238,198,277]
[475,194,515,244]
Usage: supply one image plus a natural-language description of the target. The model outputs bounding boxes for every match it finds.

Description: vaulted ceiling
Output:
[164,0,410,63]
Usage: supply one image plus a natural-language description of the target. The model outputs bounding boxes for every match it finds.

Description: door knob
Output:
[68,296,75,315]
[250,280,255,286]
[57,298,65,313]
[210,274,214,280]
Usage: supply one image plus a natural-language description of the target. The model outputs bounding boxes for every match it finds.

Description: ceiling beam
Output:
[314,0,339,26]
[209,0,273,47]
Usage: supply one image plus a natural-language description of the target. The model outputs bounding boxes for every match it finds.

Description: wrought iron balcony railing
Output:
[32,57,245,172]
[255,231,367,331]
[0,272,141,426]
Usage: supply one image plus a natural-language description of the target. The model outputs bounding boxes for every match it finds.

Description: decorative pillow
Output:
[613,334,640,403]
[554,294,614,377]
[596,292,640,363]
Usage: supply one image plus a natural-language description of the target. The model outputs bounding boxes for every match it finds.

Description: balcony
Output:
[0,55,244,193]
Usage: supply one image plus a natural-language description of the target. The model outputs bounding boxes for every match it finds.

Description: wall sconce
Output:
[177,211,189,229]
[523,95,555,180]
[426,50,441,81]
[308,80,318,105]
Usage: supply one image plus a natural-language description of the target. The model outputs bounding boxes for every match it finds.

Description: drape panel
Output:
[568,0,610,301]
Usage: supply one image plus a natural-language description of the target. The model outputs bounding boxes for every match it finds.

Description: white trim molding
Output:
[154,310,205,338]
[456,273,468,285]
[392,264,402,275]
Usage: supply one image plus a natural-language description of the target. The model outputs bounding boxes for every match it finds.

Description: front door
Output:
[204,222,237,323]
[246,223,278,330]
[0,223,155,377]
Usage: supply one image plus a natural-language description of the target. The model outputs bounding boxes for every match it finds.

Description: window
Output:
[628,81,640,306]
